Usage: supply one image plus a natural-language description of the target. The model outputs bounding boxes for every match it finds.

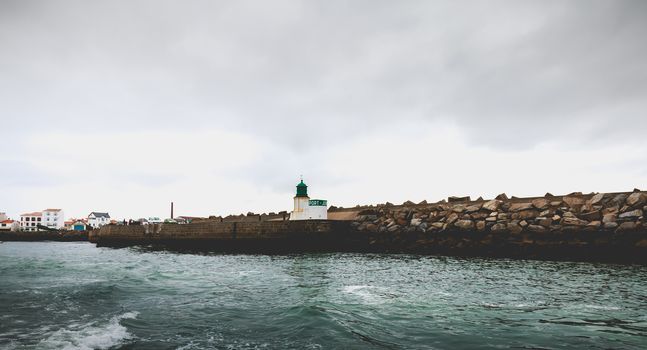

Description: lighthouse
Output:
[290,178,328,220]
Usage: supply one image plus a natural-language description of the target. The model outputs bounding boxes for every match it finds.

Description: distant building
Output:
[42,209,64,230]
[0,212,7,221]
[88,212,111,228]
[290,178,328,220]
[72,221,87,231]
[20,212,42,231]
[0,219,19,231]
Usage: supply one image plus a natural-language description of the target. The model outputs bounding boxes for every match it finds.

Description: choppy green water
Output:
[1,242,646,349]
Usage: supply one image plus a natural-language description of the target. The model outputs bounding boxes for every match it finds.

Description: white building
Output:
[0,219,19,231]
[20,212,42,232]
[88,212,111,228]
[42,209,64,230]
[290,178,328,220]
[0,212,7,221]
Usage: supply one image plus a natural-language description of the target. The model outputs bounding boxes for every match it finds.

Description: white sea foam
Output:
[342,285,384,304]
[37,311,139,350]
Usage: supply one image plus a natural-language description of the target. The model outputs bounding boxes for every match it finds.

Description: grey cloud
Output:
[0,0,645,152]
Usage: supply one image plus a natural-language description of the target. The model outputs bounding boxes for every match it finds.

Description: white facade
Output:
[0,212,7,221]
[42,209,64,230]
[290,180,328,220]
[88,212,111,228]
[0,220,19,231]
[20,212,42,232]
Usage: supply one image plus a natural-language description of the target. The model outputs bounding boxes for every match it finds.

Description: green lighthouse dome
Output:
[296,180,308,197]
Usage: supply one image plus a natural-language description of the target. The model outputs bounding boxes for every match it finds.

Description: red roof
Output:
[1,220,14,224]
[21,212,42,217]
[44,209,62,212]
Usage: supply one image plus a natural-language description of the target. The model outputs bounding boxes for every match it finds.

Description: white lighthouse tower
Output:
[290,177,327,220]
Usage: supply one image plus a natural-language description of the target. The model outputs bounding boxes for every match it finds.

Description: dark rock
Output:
[615,222,637,233]
[490,223,508,233]
[454,220,474,230]
[417,200,428,205]
[403,200,415,206]
[579,210,601,221]
[609,194,628,207]
[476,221,486,231]
[604,222,618,230]
[538,217,552,227]
[508,223,523,234]
[495,193,509,201]
[527,224,547,233]
[544,192,554,197]
[448,196,471,203]
[517,210,540,220]
[586,221,602,230]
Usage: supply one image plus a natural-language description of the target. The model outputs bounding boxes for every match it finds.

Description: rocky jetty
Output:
[348,190,647,262]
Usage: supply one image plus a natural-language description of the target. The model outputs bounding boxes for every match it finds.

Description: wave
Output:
[37,311,139,350]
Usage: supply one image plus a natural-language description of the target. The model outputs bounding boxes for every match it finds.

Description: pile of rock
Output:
[351,190,646,235]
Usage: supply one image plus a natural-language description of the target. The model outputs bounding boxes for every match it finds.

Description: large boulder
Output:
[490,223,508,233]
[615,222,637,233]
[563,196,585,209]
[495,193,509,201]
[561,212,589,226]
[482,200,501,212]
[465,204,482,213]
[448,196,470,203]
[588,193,606,206]
[626,192,646,208]
[517,210,540,220]
[446,213,459,226]
[527,224,547,233]
[531,198,550,210]
[507,223,523,234]
[510,203,533,212]
[619,209,642,219]
[602,213,617,223]
[476,221,486,231]
[454,220,474,230]
[579,210,601,221]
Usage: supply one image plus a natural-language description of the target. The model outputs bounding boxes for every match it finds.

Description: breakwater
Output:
[0,230,88,242]
[90,190,647,263]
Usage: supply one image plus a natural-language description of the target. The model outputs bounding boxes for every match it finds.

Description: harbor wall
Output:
[89,190,647,262]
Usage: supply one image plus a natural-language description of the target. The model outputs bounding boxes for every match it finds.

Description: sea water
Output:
[0,242,646,349]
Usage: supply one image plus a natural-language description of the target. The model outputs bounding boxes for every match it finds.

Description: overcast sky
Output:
[1,0,646,220]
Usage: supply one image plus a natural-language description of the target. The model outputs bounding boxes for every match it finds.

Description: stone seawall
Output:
[0,230,88,242]
[90,220,350,253]
[89,190,647,263]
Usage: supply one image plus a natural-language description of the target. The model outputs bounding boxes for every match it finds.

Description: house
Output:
[88,212,111,228]
[42,209,64,230]
[290,178,328,220]
[20,212,42,232]
[72,221,87,231]
[0,219,19,231]
[0,212,7,221]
